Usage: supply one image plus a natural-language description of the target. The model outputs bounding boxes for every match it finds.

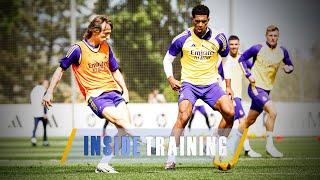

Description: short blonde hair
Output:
[266,25,279,35]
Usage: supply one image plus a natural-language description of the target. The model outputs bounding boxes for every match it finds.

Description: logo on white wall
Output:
[156,113,167,127]
[86,113,98,127]
[8,115,22,128]
[133,113,144,127]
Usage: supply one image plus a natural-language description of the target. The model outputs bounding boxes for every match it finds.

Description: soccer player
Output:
[30,79,49,146]
[218,35,261,158]
[226,25,294,164]
[43,15,133,173]
[163,5,235,169]
[148,89,167,103]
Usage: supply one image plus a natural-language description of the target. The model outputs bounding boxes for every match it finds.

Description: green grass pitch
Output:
[0,137,319,179]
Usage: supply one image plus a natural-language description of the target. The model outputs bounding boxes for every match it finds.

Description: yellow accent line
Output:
[230,128,248,167]
[60,128,77,165]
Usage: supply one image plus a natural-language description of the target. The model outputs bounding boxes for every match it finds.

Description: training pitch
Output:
[0,137,319,179]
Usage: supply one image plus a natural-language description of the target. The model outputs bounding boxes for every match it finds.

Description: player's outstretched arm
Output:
[112,69,129,103]
[239,45,261,83]
[43,67,64,109]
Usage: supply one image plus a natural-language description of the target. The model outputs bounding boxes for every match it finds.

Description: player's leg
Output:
[172,100,193,144]
[232,97,261,157]
[88,92,131,173]
[95,102,132,174]
[96,115,128,174]
[165,100,193,169]
[31,117,40,146]
[187,109,195,130]
[216,109,260,170]
[217,86,263,169]
[263,101,283,157]
[241,115,261,157]
[202,82,234,138]
[210,95,236,169]
[212,95,235,136]
[232,96,262,158]
[165,82,196,169]
[202,83,235,168]
[238,85,268,132]
[102,119,109,137]
[204,82,234,131]
[42,117,49,146]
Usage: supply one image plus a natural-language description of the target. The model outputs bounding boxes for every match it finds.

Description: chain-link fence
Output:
[0,0,319,104]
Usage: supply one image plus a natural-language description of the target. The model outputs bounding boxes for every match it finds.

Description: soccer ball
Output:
[213,159,232,171]
[213,155,234,171]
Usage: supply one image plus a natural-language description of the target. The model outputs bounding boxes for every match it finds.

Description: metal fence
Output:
[0,0,319,104]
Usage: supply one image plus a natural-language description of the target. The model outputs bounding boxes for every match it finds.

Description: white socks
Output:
[100,154,113,164]
[227,129,243,154]
[167,147,179,163]
[266,131,274,147]
[243,138,252,151]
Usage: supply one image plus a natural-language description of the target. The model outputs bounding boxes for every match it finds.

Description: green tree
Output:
[0,0,75,103]
[95,0,202,102]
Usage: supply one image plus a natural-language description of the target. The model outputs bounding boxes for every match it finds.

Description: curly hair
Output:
[192,4,210,18]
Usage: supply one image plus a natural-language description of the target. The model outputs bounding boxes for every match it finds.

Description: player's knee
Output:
[246,117,256,126]
[178,103,192,119]
[177,110,191,127]
[224,106,235,121]
[178,111,191,122]
[111,118,123,127]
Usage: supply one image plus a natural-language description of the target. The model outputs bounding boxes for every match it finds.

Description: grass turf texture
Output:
[0,137,319,179]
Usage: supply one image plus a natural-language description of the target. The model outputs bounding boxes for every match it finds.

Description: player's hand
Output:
[248,75,256,85]
[122,89,130,103]
[226,87,234,100]
[42,92,53,109]
[167,76,181,91]
[43,114,48,120]
[248,75,258,96]
[283,65,293,73]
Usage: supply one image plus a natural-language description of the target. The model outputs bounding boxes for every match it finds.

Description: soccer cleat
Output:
[213,129,249,171]
[245,150,262,158]
[95,163,118,173]
[43,141,49,146]
[31,137,37,146]
[266,145,283,158]
[164,161,176,170]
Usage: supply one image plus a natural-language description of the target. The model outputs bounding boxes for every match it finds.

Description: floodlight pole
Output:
[70,0,76,128]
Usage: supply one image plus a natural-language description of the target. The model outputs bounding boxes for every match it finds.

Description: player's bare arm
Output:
[225,79,234,99]
[42,67,64,109]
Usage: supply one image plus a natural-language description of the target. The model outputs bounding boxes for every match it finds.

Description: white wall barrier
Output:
[0,102,319,137]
